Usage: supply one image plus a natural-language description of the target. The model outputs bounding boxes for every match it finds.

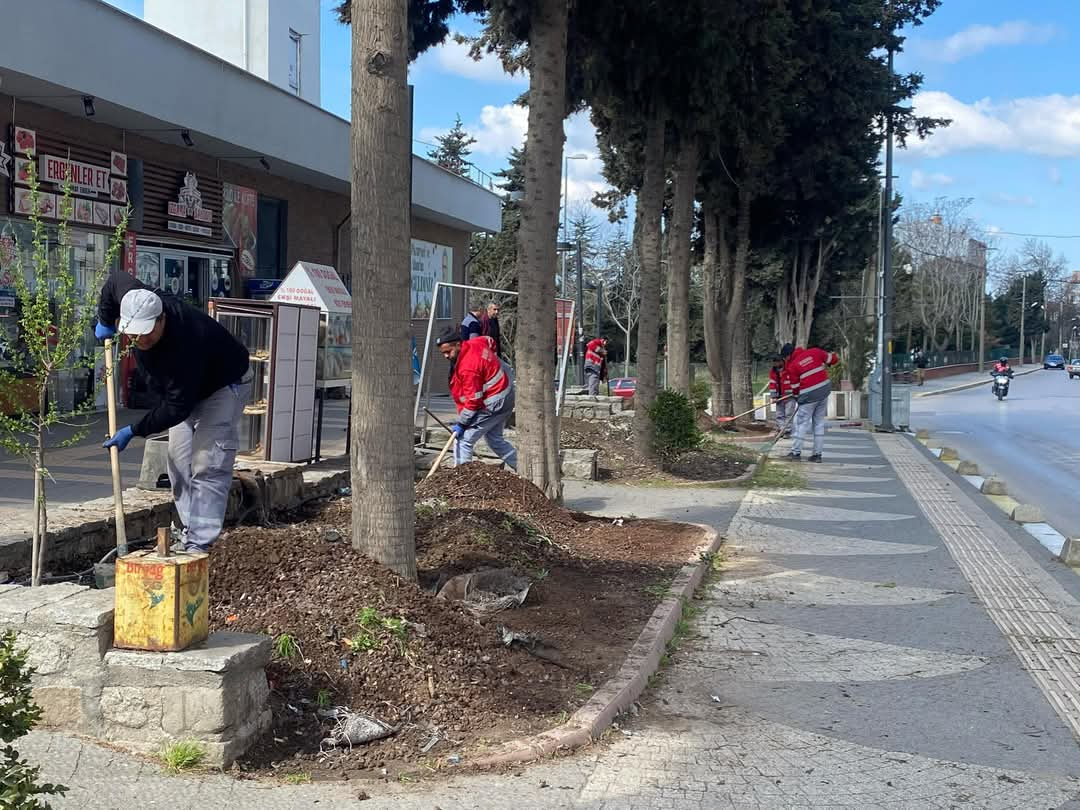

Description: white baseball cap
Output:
[119,288,163,336]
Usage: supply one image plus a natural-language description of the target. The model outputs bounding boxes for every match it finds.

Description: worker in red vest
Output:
[768,354,796,437]
[781,342,839,462]
[585,337,608,395]
[436,328,516,470]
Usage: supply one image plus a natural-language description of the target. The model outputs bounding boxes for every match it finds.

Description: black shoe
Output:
[808,454,822,463]
[785,451,801,461]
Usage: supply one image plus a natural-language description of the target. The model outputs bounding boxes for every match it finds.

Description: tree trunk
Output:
[728,187,753,417]
[31,455,42,588]
[512,0,567,499]
[632,108,667,456]
[702,200,731,416]
[348,0,416,579]
[665,137,699,396]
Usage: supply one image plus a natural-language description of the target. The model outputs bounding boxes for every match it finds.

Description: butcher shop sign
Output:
[167,172,213,237]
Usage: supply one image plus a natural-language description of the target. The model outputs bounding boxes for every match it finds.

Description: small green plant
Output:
[273,633,301,660]
[346,608,410,655]
[161,739,206,772]
[284,772,312,785]
[648,389,702,458]
[315,689,333,709]
[749,461,806,490]
[574,682,595,695]
[690,378,711,412]
[0,630,68,807]
[473,528,495,546]
[643,582,671,600]
[344,633,378,653]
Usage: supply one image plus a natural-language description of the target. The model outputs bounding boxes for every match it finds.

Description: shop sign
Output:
[271,261,351,314]
[167,172,213,224]
[38,154,110,196]
[123,231,137,277]
[222,183,257,277]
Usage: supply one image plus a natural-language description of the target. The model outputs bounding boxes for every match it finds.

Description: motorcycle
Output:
[992,372,1011,400]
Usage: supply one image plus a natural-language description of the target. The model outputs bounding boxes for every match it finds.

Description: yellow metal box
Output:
[113,550,210,652]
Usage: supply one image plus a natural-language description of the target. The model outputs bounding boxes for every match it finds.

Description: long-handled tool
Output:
[424,433,456,481]
[716,394,792,424]
[103,338,128,557]
[423,406,455,436]
[774,400,799,438]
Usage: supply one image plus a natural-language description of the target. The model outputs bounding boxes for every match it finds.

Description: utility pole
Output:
[1019,275,1027,366]
[576,240,586,386]
[880,46,896,432]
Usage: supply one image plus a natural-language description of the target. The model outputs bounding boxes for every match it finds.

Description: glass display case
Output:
[208,298,320,462]
[319,312,352,385]
[269,261,352,390]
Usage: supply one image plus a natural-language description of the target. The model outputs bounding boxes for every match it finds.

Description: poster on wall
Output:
[222,183,257,278]
[410,239,452,320]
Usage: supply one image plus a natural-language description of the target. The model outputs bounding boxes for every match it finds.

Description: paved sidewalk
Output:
[20,443,1080,808]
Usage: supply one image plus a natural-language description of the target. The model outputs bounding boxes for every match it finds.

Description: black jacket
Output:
[484,315,503,356]
[97,272,249,437]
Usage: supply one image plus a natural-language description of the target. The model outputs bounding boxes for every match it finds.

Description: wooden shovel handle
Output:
[424,434,456,480]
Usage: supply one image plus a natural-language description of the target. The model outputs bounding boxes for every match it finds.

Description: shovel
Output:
[103,338,128,557]
[716,394,791,424]
[424,433,457,481]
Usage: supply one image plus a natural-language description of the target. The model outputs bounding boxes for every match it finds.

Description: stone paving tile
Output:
[727,517,933,556]
[739,493,914,523]
[751,487,897,500]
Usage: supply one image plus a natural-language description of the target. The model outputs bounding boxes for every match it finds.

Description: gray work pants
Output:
[454,410,517,471]
[167,382,246,551]
[792,397,828,456]
[586,366,601,395]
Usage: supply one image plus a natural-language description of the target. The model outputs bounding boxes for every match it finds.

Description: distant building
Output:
[144,0,321,106]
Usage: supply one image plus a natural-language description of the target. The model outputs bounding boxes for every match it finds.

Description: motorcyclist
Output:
[992,357,1014,378]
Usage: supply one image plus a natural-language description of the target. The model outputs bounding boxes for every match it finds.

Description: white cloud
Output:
[903,91,1080,158]
[1049,166,1063,185]
[910,169,955,190]
[989,192,1036,208]
[916,20,1059,63]
[413,35,527,84]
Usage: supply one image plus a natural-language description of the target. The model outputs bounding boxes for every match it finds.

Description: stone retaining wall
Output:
[561,394,629,421]
[0,582,271,767]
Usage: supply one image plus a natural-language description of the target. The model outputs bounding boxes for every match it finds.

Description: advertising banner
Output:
[222,183,258,278]
[410,239,452,320]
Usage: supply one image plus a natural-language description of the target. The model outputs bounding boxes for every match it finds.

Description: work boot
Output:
[785,451,801,461]
[808,453,822,463]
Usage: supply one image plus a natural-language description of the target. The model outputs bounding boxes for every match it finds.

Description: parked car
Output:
[609,377,636,399]
[1068,359,1080,379]
[1044,353,1066,370]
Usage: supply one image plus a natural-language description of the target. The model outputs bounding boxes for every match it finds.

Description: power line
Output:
[989,230,1080,240]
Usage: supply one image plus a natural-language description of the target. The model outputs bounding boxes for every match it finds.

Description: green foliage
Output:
[647,390,701,458]
[160,739,206,772]
[0,631,67,808]
[346,607,411,656]
[273,633,301,660]
[427,114,477,176]
[284,772,311,785]
[750,461,806,490]
[315,689,333,710]
[690,378,710,412]
[0,156,127,585]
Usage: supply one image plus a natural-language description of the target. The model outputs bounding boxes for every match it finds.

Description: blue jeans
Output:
[792,397,828,456]
[454,410,517,471]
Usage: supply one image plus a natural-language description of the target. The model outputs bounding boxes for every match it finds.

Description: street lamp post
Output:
[576,240,586,386]
[880,46,896,432]
[560,153,588,294]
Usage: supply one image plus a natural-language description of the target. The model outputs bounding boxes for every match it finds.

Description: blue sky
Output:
[105,0,1080,265]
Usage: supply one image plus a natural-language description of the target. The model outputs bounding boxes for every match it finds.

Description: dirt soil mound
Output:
[210,465,705,777]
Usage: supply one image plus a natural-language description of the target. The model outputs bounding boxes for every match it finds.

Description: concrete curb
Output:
[914,367,1040,398]
[469,522,721,768]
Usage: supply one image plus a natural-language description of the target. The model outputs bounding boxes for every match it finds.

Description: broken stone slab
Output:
[981,476,1008,496]
[105,632,271,675]
[1011,503,1043,523]
[27,587,114,630]
[939,447,959,461]
[1060,538,1080,566]
[956,460,979,475]
[561,448,598,481]
[916,428,930,440]
[0,582,91,623]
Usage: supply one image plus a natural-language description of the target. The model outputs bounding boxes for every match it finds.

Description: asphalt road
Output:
[911,366,1080,536]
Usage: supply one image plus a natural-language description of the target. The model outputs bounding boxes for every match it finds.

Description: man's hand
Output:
[95,321,116,341]
[103,425,134,452]
[451,424,465,440]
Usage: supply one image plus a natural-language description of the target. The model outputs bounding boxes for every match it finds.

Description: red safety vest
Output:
[785,346,838,401]
[585,338,606,367]
[451,336,512,424]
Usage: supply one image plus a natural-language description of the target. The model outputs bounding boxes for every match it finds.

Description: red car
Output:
[609,377,636,399]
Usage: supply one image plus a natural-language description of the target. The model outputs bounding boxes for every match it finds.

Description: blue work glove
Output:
[95,321,116,341]
[451,424,465,440]
[103,425,134,452]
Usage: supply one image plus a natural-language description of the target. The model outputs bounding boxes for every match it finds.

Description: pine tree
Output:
[428,115,478,176]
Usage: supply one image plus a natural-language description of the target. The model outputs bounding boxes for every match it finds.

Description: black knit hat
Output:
[780,342,794,358]
[435,327,462,346]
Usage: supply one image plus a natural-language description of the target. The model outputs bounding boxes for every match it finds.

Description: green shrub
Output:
[690,378,710,412]
[648,390,702,457]
[0,630,67,809]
